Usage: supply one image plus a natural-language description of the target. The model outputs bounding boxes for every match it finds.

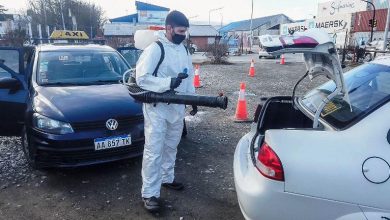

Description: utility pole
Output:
[383,7,390,51]
[209,7,223,25]
[249,0,254,53]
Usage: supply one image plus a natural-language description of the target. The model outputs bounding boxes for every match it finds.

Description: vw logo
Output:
[106,119,118,131]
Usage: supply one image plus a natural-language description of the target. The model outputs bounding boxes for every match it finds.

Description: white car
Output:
[258,48,280,59]
[189,43,198,54]
[258,35,280,59]
[364,40,390,62]
[235,30,390,220]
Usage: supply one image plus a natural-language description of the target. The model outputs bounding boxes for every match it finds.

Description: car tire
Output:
[259,56,262,59]
[21,126,39,169]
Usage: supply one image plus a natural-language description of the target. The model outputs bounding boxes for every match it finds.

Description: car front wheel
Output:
[21,126,38,169]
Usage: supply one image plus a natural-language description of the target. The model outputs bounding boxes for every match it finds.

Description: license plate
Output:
[94,134,131,151]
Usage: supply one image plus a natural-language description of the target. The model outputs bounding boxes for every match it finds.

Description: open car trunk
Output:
[257,96,313,134]
[250,96,315,164]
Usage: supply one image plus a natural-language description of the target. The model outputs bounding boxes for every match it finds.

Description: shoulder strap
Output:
[184,45,189,55]
[153,41,165,77]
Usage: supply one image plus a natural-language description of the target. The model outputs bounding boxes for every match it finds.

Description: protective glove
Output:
[170,72,189,89]
[190,105,198,116]
[170,77,183,89]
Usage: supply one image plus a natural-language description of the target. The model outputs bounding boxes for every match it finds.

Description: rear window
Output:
[301,63,390,129]
[118,48,142,67]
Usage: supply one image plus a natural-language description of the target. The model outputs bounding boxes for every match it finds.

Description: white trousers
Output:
[141,105,184,198]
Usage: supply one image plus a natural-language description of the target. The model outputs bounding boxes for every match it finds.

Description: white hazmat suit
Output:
[136,31,195,199]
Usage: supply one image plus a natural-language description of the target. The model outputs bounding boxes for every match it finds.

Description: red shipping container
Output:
[353,9,388,32]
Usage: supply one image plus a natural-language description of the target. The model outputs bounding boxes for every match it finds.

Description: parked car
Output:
[235,30,390,220]
[258,47,280,59]
[258,35,280,59]
[0,44,145,168]
[364,40,390,62]
[223,38,240,55]
[189,43,198,54]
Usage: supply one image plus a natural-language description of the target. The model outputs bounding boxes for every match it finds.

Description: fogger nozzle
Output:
[126,84,228,110]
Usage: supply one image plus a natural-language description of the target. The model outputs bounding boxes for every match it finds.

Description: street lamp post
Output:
[249,0,254,53]
[220,13,223,28]
[188,15,199,20]
[209,7,223,25]
[361,0,376,42]
[187,15,198,51]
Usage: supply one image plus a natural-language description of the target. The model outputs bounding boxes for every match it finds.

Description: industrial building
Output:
[104,1,220,50]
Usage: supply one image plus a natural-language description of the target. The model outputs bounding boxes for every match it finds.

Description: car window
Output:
[301,63,390,129]
[37,51,129,85]
[119,49,142,68]
[0,49,20,78]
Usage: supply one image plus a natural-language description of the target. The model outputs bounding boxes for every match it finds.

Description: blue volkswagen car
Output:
[0,44,144,168]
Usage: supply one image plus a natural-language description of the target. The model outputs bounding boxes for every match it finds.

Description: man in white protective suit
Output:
[135,10,196,212]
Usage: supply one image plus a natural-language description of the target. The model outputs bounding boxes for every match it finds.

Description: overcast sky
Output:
[1,0,326,24]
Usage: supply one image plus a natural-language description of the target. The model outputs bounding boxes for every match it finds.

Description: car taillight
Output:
[255,142,284,181]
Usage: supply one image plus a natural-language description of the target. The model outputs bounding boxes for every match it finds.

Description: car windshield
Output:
[37,51,129,85]
[301,62,390,129]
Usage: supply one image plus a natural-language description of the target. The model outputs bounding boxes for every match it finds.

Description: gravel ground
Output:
[0,60,328,220]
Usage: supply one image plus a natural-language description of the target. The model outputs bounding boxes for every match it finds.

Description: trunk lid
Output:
[259,29,349,128]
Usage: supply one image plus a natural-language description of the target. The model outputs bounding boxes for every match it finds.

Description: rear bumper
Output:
[29,126,144,168]
[233,133,365,220]
[258,52,276,58]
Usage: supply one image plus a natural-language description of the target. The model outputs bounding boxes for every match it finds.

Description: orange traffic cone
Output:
[248,59,255,77]
[280,54,285,65]
[194,64,202,88]
[234,82,249,122]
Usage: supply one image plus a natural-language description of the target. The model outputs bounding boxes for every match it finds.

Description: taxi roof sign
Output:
[50,30,89,40]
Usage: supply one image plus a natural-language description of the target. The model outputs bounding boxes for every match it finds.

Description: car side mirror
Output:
[0,77,21,90]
